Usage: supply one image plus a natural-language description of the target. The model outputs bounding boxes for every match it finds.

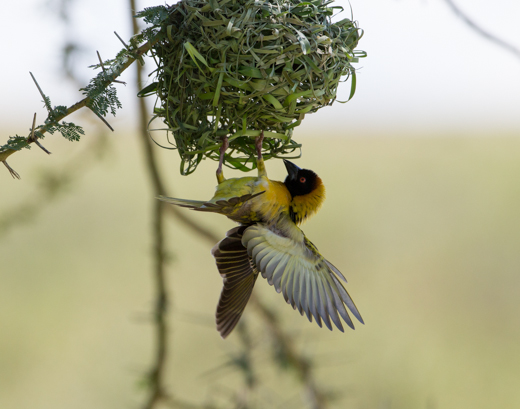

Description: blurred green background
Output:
[1,0,520,408]
[2,132,520,408]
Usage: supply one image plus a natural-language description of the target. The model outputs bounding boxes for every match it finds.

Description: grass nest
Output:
[137,0,364,174]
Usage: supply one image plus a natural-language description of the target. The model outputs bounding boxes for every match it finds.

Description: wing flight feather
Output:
[212,226,259,338]
[242,224,363,331]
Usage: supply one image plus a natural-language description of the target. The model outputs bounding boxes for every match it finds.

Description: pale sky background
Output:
[1,0,519,139]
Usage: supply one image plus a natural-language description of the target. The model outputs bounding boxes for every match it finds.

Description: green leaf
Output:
[213,72,225,107]
[138,82,159,97]
[293,28,311,55]
[184,41,210,70]
[262,94,284,111]
[1,136,30,152]
[238,66,263,79]
[224,76,253,90]
[283,90,313,106]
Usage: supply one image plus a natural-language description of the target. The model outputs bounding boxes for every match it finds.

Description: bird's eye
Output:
[299,176,306,183]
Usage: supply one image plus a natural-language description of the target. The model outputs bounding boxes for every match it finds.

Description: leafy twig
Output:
[0,40,152,176]
[97,50,126,85]
[28,113,52,154]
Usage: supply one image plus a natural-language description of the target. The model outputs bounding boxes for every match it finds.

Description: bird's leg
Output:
[255,131,267,178]
[255,131,264,160]
[216,137,229,184]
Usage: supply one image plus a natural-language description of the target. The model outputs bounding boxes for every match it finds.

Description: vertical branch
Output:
[129,3,219,406]
[126,3,329,408]
[145,198,168,409]
[128,1,169,408]
[235,322,257,407]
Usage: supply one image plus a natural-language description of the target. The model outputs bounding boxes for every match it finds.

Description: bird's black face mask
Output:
[283,160,318,197]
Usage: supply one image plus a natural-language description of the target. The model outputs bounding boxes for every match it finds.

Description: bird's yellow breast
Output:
[251,178,292,223]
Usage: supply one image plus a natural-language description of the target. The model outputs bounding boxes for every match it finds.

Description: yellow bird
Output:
[159,133,363,338]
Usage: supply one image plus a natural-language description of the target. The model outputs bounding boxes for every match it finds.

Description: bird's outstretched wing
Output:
[211,226,259,338]
[242,224,364,331]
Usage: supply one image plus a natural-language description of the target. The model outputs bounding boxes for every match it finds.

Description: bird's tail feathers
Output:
[158,196,216,211]
[158,191,265,215]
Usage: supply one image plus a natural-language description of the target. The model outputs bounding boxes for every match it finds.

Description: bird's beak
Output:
[283,159,301,181]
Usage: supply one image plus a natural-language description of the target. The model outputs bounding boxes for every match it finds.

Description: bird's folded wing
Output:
[241,224,364,331]
[211,226,259,338]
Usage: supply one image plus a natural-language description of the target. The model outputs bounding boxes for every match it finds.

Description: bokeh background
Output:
[1,0,520,408]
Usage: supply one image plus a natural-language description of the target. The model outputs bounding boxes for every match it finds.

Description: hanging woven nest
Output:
[137,0,364,174]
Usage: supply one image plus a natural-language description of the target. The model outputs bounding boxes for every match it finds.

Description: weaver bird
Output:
[160,133,363,338]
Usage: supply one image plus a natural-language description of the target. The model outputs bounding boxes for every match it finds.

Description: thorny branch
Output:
[129,3,220,407]
[127,2,169,408]
[0,40,152,175]
[443,0,520,59]
[127,3,216,408]
[127,4,328,404]
[28,113,52,155]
